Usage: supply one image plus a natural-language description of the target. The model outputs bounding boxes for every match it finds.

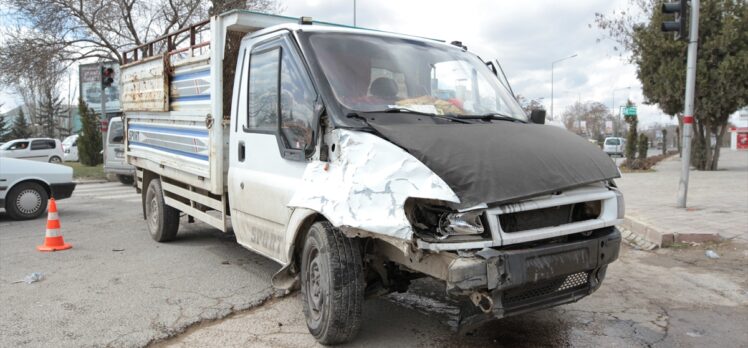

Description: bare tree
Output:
[0,0,281,136]
[1,0,282,65]
[562,101,622,140]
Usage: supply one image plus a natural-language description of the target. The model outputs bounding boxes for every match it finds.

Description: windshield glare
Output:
[307,33,526,120]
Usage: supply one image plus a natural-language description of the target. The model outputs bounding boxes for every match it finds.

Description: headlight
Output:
[437,211,484,239]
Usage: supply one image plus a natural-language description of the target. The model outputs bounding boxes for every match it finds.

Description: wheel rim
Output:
[16,189,42,215]
[305,247,324,323]
[50,157,61,163]
[147,194,159,232]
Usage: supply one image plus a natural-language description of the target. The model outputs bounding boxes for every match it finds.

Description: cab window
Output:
[109,121,124,144]
[247,48,280,132]
[280,46,315,152]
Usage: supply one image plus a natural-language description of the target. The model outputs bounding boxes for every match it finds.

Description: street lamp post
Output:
[611,86,631,136]
[550,53,578,120]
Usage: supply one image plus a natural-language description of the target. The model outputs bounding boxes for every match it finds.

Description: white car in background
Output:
[0,138,65,163]
[603,137,626,157]
[62,134,80,162]
[0,157,76,220]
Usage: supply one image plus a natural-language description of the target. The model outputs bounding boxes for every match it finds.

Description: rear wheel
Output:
[300,221,364,344]
[49,156,62,164]
[5,182,48,220]
[144,178,179,242]
[117,175,134,185]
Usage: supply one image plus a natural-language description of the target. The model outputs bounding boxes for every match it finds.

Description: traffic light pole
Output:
[676,0,699,208]
[100,63,108,159]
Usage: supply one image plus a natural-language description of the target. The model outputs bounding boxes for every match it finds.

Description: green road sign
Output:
[623,106,637,116]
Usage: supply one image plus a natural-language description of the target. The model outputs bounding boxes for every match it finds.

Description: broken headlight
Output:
[438,211,485,239]
[407,200,488,241]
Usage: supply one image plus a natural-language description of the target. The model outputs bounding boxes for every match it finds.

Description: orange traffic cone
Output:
[37,198,72,252]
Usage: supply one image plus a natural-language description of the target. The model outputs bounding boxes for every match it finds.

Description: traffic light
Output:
[661,0,688,40]
[101,66,114,89]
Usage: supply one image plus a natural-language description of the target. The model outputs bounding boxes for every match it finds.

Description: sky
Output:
[1,0,744,128]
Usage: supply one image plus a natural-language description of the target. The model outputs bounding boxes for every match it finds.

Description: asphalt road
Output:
[0,182,280,347]
[2,181,747,347]
[159,243,748,348]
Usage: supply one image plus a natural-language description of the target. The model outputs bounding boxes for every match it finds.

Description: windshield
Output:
[306,33,526,120]
[109,120,124,144]
[63,135,77,146]
[0,140,22,150]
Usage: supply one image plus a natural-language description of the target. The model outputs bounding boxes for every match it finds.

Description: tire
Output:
[117,175,134,185]
[300,221,364,344]
[49,156,62,164]
[5,182,49,220]
[144,178,179,242]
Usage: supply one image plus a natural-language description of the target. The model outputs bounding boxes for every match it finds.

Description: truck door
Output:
[228,33,318,263]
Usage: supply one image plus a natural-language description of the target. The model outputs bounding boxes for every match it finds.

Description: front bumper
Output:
[446,227,621,327]
[50,182,77,200]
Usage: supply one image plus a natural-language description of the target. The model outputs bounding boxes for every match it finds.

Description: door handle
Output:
[238,141,245,162]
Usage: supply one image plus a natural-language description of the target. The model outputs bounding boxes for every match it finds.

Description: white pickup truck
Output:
[122,10,624,344]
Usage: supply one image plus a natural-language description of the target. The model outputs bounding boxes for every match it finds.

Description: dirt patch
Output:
[620,151,678,172]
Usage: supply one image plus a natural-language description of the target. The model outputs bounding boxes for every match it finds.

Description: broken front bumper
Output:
[447,227,621,327]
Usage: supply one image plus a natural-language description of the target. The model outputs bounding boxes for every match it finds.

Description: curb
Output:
[73,179,109,185]
[621,215,722,247]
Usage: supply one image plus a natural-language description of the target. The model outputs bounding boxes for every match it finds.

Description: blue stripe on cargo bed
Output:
[172,69,210,82]
[172,94,211,102]
[128,124,209,137]
[129,141,209,161]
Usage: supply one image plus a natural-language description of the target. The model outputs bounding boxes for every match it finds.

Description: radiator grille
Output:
[498,201,601,233]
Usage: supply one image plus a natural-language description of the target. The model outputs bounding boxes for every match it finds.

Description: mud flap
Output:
[271,263,299,294]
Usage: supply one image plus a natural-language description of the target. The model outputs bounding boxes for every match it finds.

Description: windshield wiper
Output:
[378,108,473,124]
[459,112,526,123]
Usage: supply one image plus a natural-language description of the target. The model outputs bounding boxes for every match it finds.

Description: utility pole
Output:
[662,0,698,208]
[353,0,357,27]
[550,54,577,120]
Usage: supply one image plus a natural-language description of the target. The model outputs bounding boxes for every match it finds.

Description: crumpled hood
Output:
[368,121,620,209]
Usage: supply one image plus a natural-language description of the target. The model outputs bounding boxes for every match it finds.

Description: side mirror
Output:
[530,109,546,124]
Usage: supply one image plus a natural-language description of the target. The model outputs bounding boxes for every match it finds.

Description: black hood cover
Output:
[368,121,620,209]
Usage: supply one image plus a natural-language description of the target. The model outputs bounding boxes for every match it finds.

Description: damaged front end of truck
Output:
[285,28,624,332]
[287,122,624,331]
[365,120,623,330]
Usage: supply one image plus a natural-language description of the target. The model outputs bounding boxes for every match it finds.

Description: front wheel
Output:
[5,182,48,220]
[300,221,364,345]
[144,178,180,242]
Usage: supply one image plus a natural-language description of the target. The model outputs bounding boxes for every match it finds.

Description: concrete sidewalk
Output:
[616,150,748,247]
